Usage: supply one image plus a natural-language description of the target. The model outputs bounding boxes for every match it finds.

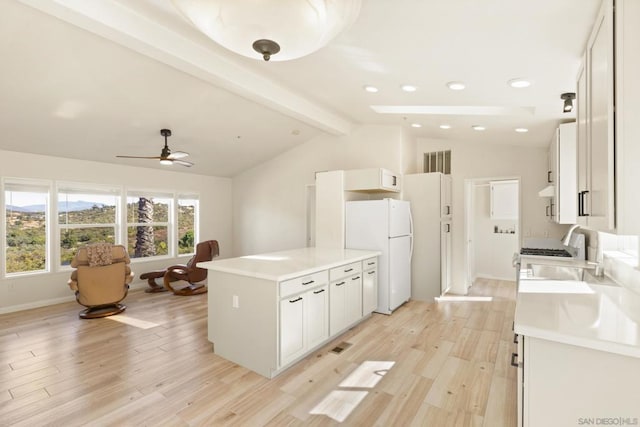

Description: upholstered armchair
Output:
[68,243,134,319]
[140,240,219,296]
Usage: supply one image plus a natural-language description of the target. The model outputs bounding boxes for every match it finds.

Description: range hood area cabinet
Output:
[344,168,401,193]
[575,0,640,234]
[539,122,577,224]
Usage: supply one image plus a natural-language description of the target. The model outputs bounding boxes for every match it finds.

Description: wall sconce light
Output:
[561,92,576,113]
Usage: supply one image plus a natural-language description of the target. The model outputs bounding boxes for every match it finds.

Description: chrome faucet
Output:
[562,224,581,246]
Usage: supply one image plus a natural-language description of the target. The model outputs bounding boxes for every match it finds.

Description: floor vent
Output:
[330,342,352,354]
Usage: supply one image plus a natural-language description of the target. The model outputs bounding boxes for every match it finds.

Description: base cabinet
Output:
[279,284,329,367]
[362,257,378,315]
[517,335,640,427]
[329,274,362,335]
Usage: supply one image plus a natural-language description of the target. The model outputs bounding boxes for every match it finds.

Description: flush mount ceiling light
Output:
[508,78,532,88]
[411,123,422,128]
[401,84,417,92]
[472,125,486,131]
[561,92,576,113]
[439,124,451,129]
[171,0,362,61]
[363,85,379,93]
[515,127,529,133]
[447,81,466,91]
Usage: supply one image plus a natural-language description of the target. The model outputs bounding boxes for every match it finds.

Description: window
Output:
[4,180,50,275]
[58,184,120,266]
[177,195,198,255]
[126,192,172,259]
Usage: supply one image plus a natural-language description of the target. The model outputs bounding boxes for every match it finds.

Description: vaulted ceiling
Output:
[0,0,600,177]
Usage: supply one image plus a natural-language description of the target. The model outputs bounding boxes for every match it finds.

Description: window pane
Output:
[127,226,168,258]
[58,192,117,225]
[126,197,170,223]
[60,227,116,266]
[5,189,48,274]
[178,198,197,255]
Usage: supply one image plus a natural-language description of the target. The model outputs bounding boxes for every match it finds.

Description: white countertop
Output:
[515,279,640,358]
[198,247,381,282]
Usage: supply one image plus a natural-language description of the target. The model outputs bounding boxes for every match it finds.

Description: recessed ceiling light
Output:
[439,124,451,129]
[411,123,422,128]
[447,81,466,91]
[363,85,379,93]
[401,84,417,92]
[515,127,529,133]
[508,78,532,88]
[472,125,486,131]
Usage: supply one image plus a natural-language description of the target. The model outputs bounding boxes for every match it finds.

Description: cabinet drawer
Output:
[329,262,362,281]
[279,270,328,298]
[362,257,377,271]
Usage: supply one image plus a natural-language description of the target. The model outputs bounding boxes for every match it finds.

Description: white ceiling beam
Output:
[18,0,353,136]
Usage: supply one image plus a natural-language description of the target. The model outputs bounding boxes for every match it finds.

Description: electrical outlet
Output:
[232,295,239,308]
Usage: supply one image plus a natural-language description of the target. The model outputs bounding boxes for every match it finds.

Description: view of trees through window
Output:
[5,187,48,274]
[3,182,199,275]
[59,191,118,266]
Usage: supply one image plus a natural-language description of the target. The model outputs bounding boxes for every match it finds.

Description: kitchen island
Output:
[198,247,380,378]
[514,273,640,426]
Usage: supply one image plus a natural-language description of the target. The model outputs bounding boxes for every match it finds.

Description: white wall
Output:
[232,125,405,256]
[473,183,519,281]
[416,138,569,294]
[0,149,232,313]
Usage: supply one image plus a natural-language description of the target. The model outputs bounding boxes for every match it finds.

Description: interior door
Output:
[389,235,411,310]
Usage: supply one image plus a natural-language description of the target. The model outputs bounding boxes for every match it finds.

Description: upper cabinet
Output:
[490,180,519,220]
[546,122,577,224]
[576,0,640,234]
[344,168,401,193]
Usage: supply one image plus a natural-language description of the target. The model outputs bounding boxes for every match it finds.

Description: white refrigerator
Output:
[345,199,412,314]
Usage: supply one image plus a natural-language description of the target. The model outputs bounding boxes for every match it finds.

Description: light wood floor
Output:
[0,278,517,426]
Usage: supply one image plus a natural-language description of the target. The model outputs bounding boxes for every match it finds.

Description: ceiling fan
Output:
[116,129,194,167]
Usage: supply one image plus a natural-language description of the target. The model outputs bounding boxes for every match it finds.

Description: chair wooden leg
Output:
[144,278,168,293]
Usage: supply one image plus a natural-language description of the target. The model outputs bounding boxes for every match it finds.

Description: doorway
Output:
[465,177,521,289]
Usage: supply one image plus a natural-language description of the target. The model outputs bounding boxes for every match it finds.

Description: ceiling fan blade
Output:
[168,151,189,159]
[173,159,194,167]
[116,155,162,159]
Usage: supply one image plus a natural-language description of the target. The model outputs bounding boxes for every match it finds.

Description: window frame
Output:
[176,194,199,258]
[2,177,52,278]
[125,189,174,262]
[55,182,122,271]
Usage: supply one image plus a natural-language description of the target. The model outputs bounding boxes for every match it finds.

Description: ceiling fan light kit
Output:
[116,129,194,167]
[171,0,362,61]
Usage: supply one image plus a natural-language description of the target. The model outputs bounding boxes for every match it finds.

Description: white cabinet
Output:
[344,168,401,193]
[545,122,577,224]
[490,180,518,220]
[441,222,452,294]
[516,335,640,427]
[329,262,363,335]
[362,258,378,315]
[280,284,330,367]
[576,0,640,234]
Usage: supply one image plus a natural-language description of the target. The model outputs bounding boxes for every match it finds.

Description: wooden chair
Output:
[68,243,134,319]
[140,240,219,296]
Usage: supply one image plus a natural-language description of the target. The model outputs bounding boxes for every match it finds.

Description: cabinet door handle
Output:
[511,352,519,368]
[302,280,314,285]
[368,270,375,275]
[445,223,450,233]
[545,205,550,217]
[344,268,353,273]
[336,281,345,286]
[446,205,451,215]
[313,289,325,294]
[352,276,360,280]
[582,190,590,216]
[289,296,303,303]
[547,170,552,183]
[513,333,518,344]
[392,175,397,186]
[550,202,555,217]
[578,192,583,216]
[367,261,375,266]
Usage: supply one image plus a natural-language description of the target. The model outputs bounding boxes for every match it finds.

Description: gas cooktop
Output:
[520,248,573,257]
